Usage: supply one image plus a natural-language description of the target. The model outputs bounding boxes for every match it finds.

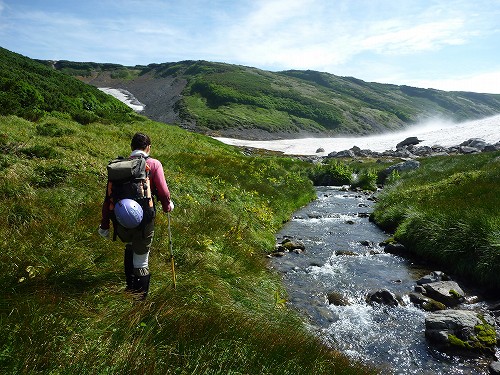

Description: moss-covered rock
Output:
[426,310,497,355]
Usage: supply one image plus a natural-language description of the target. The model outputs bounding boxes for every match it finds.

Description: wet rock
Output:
[487,303,500,327]
[422,281,465,307]
[335,250,359,256]
[414,285,426,294]
[488,302,500,317]
[490,361,500,374]
[360,240,373,247]
[327,291,351,306]
[345,220,355,225]
[425,310,497,355]
[366,289,399,307]
[409,292,446,311]
[307,211,323,219]
[281,239,305,251]
[416,271,452,285]
[384,243,407,255]
[316,147,325,153]
[357,212,371,218]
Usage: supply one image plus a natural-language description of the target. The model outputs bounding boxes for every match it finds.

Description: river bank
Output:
[270,186,499,374]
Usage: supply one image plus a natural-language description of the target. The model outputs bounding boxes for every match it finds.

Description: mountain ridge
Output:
[16,51,500,139]
[68,60,500,140]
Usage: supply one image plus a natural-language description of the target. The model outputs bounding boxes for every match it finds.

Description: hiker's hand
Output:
[98,226,110,239]
[167,200,175,212]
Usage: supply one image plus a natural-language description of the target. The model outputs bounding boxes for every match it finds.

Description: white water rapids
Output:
[215,114,500,155]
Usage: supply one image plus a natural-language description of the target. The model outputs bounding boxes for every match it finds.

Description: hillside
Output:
[0,47,139,125]
[0,47,376,374]
[49,58,500,139]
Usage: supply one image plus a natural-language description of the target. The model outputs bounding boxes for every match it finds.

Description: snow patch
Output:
[214,115,500,155]
[99,87,145,112]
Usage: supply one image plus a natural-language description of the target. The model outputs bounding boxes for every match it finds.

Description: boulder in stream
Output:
[366,289,400,307]
[327,291,351,306]
[422,281,465,307]
[425,310,497,355]
[383,242,407,255]
[416,271,451,285]
[409,292,446,311]
[280,238,305,251]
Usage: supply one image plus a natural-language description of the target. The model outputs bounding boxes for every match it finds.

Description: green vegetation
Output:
[0,47,139,124]
[0,114,376,374]
[53,58,500,137]
[447,315,496,352]
[308,158,387,191]
[351,169,378,191]
[372,152,500,291]
[308,160,353,186]
[475,316,497,347]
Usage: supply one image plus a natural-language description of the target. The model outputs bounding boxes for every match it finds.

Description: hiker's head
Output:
[131,133,151,151]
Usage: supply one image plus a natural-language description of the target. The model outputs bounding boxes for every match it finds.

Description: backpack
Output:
[106,156,155,238]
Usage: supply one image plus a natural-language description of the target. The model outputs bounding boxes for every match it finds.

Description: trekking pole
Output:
[167,212,177,289]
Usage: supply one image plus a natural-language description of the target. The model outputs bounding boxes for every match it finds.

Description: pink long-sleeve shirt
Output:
[100,151,171,230]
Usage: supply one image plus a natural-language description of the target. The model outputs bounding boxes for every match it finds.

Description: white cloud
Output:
[1,0,498,92]
[407,70,500,94]
[210,0,484,72]
[360,18,467,55]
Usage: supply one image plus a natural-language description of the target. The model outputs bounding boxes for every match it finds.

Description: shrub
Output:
[72,110,99,125]
[309,161,352,186]
[385,169,401,185]
[351,169,377,191]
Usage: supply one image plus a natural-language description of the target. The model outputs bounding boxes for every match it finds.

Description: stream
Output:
[272,186,497,374]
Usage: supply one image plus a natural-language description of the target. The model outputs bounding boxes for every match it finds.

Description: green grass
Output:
[372,152,500,291]
[0,47,139,124]
[0,114,374,374]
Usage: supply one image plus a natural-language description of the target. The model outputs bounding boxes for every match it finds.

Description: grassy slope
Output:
[372,152,500,292]
[52,59,500,136]
[0,114,375,374]
[0,47,138,124]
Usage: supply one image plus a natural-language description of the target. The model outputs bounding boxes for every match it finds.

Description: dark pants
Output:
[116,220,154,298]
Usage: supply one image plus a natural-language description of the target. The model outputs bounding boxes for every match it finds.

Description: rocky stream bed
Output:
[270,186,500,374]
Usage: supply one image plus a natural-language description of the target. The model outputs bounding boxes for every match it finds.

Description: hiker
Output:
[98,132,174,299]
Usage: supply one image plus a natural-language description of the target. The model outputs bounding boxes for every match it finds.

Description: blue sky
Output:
[1,0,499,93]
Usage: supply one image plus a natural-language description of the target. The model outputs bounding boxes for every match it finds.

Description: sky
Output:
[1,0,499,93]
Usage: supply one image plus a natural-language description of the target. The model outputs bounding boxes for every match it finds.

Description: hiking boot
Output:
[131,273,151,300]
